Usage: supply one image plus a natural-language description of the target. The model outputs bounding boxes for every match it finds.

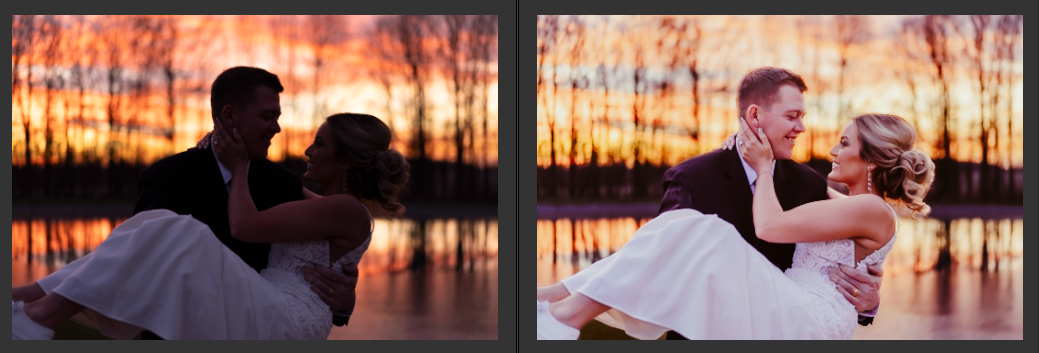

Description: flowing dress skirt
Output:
[36,209,301,340]
[560,209,826,340]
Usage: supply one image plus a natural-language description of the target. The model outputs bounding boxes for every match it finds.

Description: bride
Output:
[12,113,409,340]
[536,113,935,340]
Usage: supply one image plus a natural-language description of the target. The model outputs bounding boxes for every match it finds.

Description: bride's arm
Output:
[214,123,369,248]
[303,187,323,200]
[228,178,368,247]
[827,186,847,200]
[738,120,889,247]
[752,177,887,246]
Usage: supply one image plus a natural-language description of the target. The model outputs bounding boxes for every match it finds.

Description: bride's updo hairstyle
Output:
[853,113,935,219]
[326,113,410,216]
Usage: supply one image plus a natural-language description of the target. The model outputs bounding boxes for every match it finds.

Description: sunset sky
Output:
[12,15,499,167]
[536,15,1023,168]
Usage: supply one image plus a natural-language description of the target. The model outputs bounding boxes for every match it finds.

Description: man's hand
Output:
[829,263,883,313]
[304,263,359,313]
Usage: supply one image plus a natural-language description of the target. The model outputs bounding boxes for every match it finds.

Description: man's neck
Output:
[211,146,250,187]
[735,143,777,188]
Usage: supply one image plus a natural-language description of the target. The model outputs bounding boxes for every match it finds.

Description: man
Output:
[132,66,357,339]
[658,67,883,340]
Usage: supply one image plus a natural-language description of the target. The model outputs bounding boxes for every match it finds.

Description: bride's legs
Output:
[12,283,46,303]
[549,293,610,330]
[536,283,571,303]
[22,292,85,330]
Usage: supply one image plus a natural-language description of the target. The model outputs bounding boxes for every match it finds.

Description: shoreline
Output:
[11,200,498,219]
[536,202,1023,220]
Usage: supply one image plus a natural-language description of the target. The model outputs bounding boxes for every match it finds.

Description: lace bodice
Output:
[258,208,373,340]
[783,203,898,340]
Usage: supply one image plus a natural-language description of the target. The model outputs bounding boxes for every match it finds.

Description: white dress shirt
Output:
[736,144,776,195]
[211,136,250,194]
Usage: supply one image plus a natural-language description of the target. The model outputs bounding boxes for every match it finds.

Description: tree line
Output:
[536,15,1022,204]
[12,15,498,203]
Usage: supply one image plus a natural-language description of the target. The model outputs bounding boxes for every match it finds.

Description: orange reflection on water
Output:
[363,218,499,276]
[537,216,1023,274]
[12,218,124,269]
[12,217,498,280]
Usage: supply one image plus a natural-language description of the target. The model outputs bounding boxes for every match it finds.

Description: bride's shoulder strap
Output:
[359,203,374,234]
[884,202,899,233]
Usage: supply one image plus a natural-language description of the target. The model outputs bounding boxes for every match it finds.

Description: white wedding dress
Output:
[32,208,372,340]
[557,206,896,340]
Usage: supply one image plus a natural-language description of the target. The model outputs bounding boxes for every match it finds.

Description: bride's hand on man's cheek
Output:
[737,117,773,171]
[213,123,248,171]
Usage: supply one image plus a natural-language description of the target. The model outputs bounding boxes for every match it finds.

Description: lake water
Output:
[11,211,499,340]
[536,209,1023,340]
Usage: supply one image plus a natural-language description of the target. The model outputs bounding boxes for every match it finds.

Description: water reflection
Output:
[537,216,1023,274]
[12,217,499,278]
[11,215,499,340]
[536,215,1024,340]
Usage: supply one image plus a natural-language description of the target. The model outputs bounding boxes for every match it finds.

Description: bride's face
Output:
[828,122,869,186]
[303,122,344,187]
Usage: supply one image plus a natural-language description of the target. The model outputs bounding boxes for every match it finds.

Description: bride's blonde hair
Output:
[853,113,935,219]
[326,113,410,216]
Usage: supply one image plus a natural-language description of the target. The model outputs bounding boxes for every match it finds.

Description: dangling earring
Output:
[867,165,873,194]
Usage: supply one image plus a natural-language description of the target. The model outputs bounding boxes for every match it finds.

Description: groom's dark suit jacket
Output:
[131,148,303,339]
[132,148,304,273]
[657,147,829,340]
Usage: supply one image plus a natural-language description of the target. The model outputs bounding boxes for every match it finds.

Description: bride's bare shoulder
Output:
[844,195,896,246]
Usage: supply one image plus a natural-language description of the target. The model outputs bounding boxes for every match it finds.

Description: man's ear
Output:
[746,105,761,130]
[219,105,235,129]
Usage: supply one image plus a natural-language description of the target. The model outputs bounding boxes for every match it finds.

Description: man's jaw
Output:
[784,134,799,147]
[768,134,798,160]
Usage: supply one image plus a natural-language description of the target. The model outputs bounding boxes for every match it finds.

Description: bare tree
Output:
[268,15,304,158]
[538,15,561,197]
[99,16,127,171]
[565,16,587,198]
[13,15,38,194]
[992,15,1022,199]
[967,15,995,200]
[537,15,559,98]
[653,16,682,166]
[307,15,350,127]
[833,15,870,127]
[796,15,828,159]
[685,18,703,154]
[367,16,405,136]
[39,15,65,197]
[629,20,648,198]
[397,15,435,162]
[155,16,178,149]
[442,15,474,198]
[926,15,956,161]
[591,16,618,198]
[471,15,498,199]
[901,15,957,201]
[893,21,925,136]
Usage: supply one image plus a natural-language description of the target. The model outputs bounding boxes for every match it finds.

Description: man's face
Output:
[221,86,281,160]
[747,84,806,160]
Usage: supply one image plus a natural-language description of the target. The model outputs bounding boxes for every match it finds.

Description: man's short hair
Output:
[736,67,807,118]
[210,66,284,120]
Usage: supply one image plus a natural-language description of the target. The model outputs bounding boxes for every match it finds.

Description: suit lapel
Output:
[249,161,268,209]
[773,160,792,210]
[200,150,231,210]
[721,149,755,230]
